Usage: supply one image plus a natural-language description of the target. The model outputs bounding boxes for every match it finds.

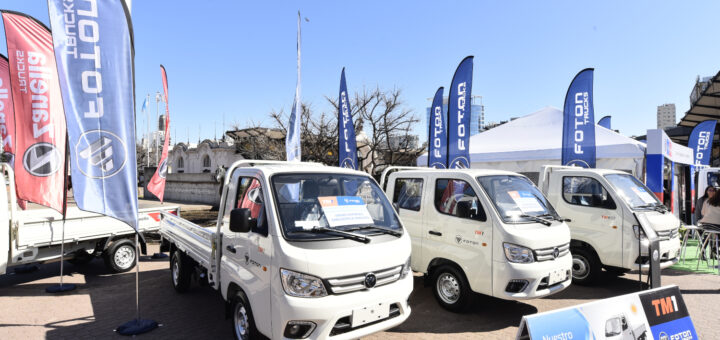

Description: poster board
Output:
[516,285,696,340]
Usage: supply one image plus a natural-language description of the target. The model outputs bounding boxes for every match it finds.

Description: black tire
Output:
[103,239,137,273]
[230,291,258,340]
[68,250,94,265]
[171,251,192,293]
[431,265,472,313]
[571,247,602,285]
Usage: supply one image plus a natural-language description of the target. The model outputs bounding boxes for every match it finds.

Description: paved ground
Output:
[1,243,718,339]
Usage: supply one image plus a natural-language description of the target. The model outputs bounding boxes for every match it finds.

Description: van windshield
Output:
[476,175,559,224]
[604,174,662,209]
[271,173,402,240]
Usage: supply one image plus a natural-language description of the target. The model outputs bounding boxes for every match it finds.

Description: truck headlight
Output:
[400,257,412,279]
[280,269,328,298]
[633,225,647,240]
[503,243,534,263]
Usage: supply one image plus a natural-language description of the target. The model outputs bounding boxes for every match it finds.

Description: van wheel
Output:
[171,251,192,293]
[432,265,471,312]
[231,291,258,340]
[104,239,137,273]
[571,247,601,285]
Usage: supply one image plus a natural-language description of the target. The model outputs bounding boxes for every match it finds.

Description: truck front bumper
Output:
[627,236,681,271]
[272,273,413,340]
[492,253,572,300]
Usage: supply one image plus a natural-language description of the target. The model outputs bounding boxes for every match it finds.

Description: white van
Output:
[539,166,682,284]
[160,161,412,339]
[383,168,572,312]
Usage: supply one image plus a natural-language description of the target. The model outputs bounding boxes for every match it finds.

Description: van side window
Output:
[434,179,486,221]
[562,176,616,209]
[226,177,269,236]
[393,178,423,211]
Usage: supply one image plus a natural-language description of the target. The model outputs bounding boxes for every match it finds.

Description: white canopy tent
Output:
[418,106,647,179]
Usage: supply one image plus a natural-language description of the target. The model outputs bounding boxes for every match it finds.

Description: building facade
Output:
[425,96,484,137]
[657,103,676,130]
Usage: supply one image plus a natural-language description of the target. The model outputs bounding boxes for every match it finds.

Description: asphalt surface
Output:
[1,243,718,339]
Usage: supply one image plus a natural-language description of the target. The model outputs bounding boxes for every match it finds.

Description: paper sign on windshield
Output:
[318,196,374,227]
[508,191,545,213]
[631,187,657,204]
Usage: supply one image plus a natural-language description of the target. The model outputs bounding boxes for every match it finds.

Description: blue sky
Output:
[1,1,719,144]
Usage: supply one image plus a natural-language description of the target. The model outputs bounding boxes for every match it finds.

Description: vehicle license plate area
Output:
[351,302,389,328]
[548,268,566,285]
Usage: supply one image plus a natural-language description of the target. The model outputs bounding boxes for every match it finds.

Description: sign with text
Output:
[318,196,373,227]
[516,285,696,340]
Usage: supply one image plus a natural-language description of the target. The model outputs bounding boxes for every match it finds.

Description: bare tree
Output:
[270,103,340,164]
[229,120,285,160]
[326,87,425,176]
[228,86,424,175]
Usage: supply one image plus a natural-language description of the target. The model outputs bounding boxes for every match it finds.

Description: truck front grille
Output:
[656,227,679,240]
[326,265,403,294]
[534,243,570,262]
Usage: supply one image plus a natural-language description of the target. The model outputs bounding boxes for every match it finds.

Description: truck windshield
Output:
[476,175,559,224]
[271,173,402,240]
[604,174,662,209]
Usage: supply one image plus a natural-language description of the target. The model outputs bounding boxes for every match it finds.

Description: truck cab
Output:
[539,166,682,284]
[384,168,571,312]
[161,161,413,339]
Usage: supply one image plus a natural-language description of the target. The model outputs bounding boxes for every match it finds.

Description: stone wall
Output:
[144,169,222,206]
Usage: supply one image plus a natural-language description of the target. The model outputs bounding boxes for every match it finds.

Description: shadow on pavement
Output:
[547,274,647,300]
[21,255,234,339]
[386,276,537,334]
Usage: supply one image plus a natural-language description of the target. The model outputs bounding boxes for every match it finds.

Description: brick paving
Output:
[1,244,718,339]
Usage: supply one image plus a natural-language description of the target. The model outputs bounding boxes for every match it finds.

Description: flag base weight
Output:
[151,252,168,259]
[45,283,76,293]
[115,318,159,336]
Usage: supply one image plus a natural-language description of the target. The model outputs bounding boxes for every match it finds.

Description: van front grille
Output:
[534,243,570,262]
[656,228,679,240]
[326,265,403,294]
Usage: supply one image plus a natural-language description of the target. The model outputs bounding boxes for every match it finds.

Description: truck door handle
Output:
[226,245,236,253]
[429,231,442,236]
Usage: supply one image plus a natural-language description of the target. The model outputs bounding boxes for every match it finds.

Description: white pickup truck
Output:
[382,167,572,312]
[0,163,180,275]
[159,160,412,340]
[538,166,681,284]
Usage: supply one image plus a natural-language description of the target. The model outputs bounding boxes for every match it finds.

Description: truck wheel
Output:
[571,247,601,285]
[171,251,192,293]
[432,265,472,312]
[104,240,137,273]
[231,291,258,340]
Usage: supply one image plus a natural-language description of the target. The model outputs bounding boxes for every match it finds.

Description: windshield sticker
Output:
[508,191,545,213]
[318,196,374,227]
[631,187,657,204]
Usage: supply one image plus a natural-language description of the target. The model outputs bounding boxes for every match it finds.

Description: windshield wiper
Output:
[517,214,552,226]
[307,226,371,244]
[635,203,668,213]
[346,225,402,237]
[536,213,569,222]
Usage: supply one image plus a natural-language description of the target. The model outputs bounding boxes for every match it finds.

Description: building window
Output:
[176,157,185,173]
[202,154,211,172]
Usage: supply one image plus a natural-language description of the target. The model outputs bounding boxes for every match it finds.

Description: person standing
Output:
[695,186,716,224]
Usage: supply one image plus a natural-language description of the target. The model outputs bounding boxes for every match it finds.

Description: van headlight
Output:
[280,269,328,298]
[633,225,647,240]
[503,243,534,263]
[400,257,412,279]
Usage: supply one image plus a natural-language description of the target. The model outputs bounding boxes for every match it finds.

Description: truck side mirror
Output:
[229,208,254,233]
